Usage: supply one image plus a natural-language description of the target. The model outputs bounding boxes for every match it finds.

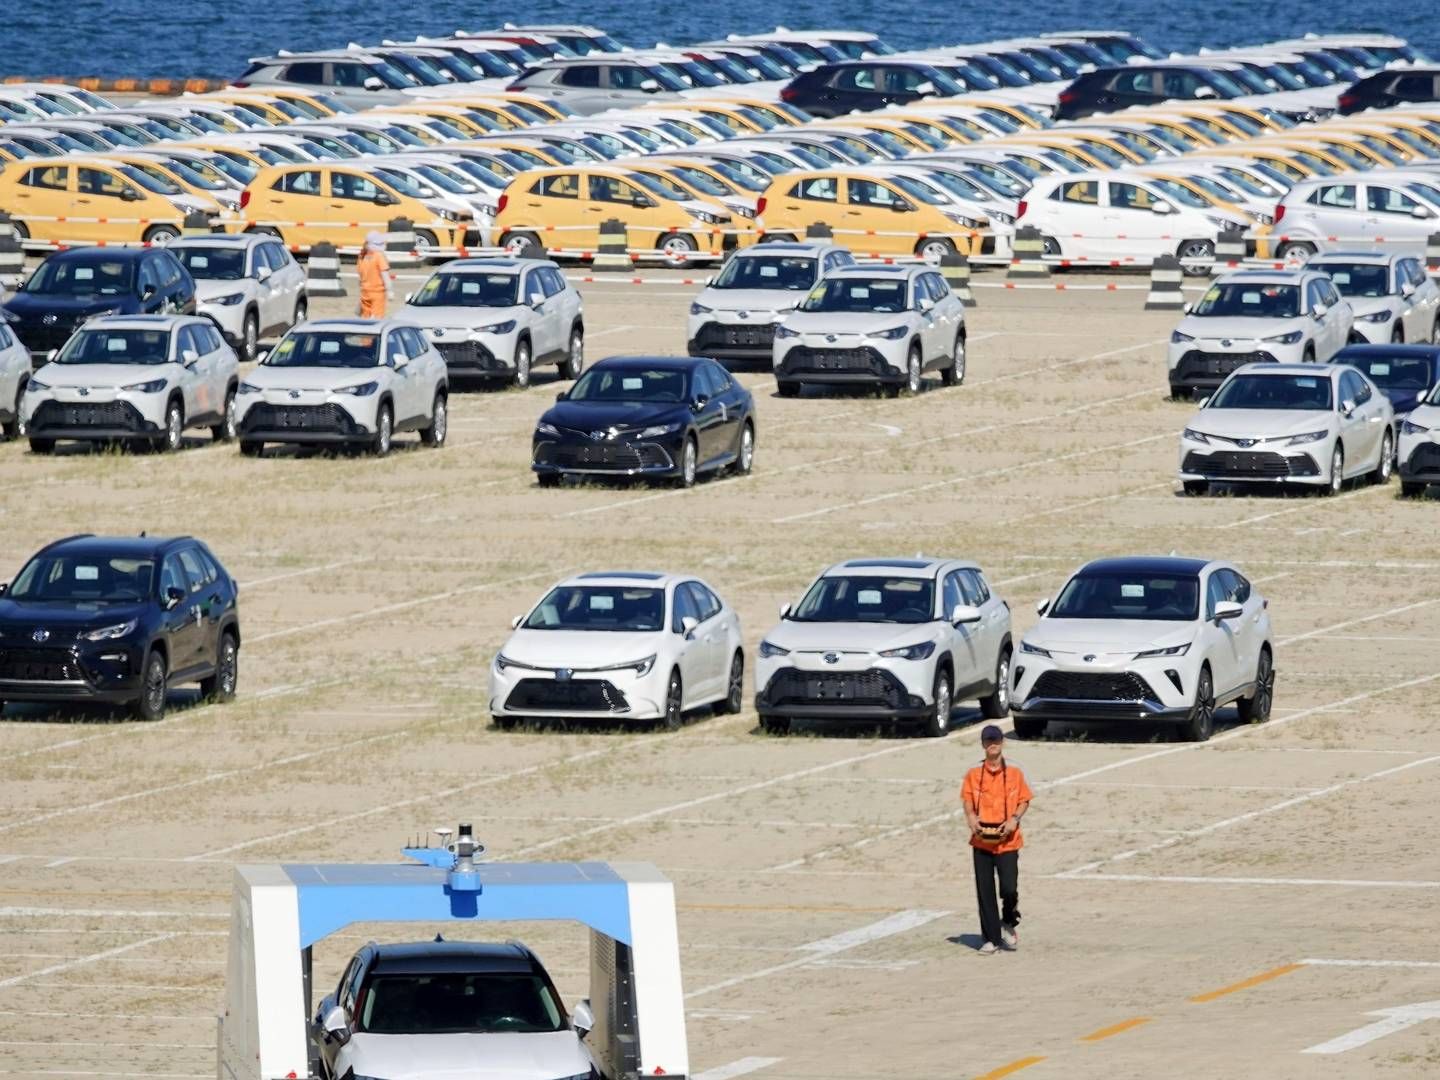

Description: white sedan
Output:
[490,571,744,729]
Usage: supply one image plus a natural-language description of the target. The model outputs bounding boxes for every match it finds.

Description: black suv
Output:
[0,534,240,720]
[779,61,961,117]
[1339,67,1440,114]
[0,247,196,365]
[1055,64,1241,120]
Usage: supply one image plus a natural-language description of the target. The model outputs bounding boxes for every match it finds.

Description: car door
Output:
[1219,568,1264,689]
[249,242,284,332]
[1352,368,1388,465]
[1047,179,1110,261]
[909,274,944,363]
[160,252,196,314]
[158,551,206,675]
[1401,258,1440,340]
[199,321,236,413]
[395,327,431,422]
[519,268,558,358]
[688,362,729,466]
[74,166,146,243]
[1361,183,1435,253]
[1317,277,1350,358]
[959,568,1007,688]
[273,243,307,321]
[685,581,729,702]
[173,323,211,422]
[176,544,225,670]
[922,272,957,361]
[1202,569,1243,695]
[670,583,710,707]
[1304,278,1336,359]
[8,164,70,244]
[940,569,982,690]
[545,267,579,342]
[705,360,743,454]
[1336,369,1377,469]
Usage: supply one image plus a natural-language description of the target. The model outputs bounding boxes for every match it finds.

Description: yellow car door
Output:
[1,161,72,244]
[73,165,167,243]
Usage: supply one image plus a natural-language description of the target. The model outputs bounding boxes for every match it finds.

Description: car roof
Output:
[296,318,401,333]
[590,354,714,370]
[730,242,836,256]
[368,941,536,975]
[826,557,973,576]
[1078,556,1212,577]
[828,264,924,278]
[1308,251,1398,265]
[1236,362,1345,377]
[169,234,267,249]
[1335,343,1440,360]
[437,257,558,274]
[36,534,194,560]
[83,315,207,331]
[38,246,153,265]
[1215,269,1312,286]
[562,570,685,588]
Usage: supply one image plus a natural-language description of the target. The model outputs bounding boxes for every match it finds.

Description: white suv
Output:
[1012,556,1274,743]
[773,265,967,396]
[235,319,448,457]
[23,315,239,454]
[755,558,1012,737]
[169,234,307,361]
[398,258,583,388]
[0,320,30,441]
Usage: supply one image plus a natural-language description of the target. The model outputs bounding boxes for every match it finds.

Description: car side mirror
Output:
[640,79,661,93]
[1198,395,1211,408]
[1182,302,1193,314]
[142,284,157,300]
[364,76,385,91]
[915,80,936,96]
[1413,205,1433,219]
[390,352,408,368]
[164,586,185,610]
[778,602,792,619]
[692,394,709,411]
[529,294,544,309]
[1214,600,1243,622]
[572,998,594,1038]
[0,583,7,596]
[1194,86,1217,99]
[1312,302,1328,318]
[374,191,398,206]
[322,1004,351,1044]
[555,390,566,402]
[704,275,715,286]
[1341,397,1356,416]
[182,348,199,367]
[890,201,914,213]
[1035,597,1049,616]
[680,615,699,638]
[631,195,654,209]
[918,296,935,313]
[254,348,269,364]
[120,188,141,202]
[511,615,523,629]
[46,349,58,362]
[951,603,982,624]
[1151,200,1174,215]
[255,265,272,281]
[1401,280,1417,296]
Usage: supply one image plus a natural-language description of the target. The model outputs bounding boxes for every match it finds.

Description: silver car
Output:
[169,235,307,361]
[1272,172,1440,260]
[1307,251,1440,345]
[506,58,690,115]
[231,51,423,108]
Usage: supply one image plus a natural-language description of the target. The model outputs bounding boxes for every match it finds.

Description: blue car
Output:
[1332,344,1440,419]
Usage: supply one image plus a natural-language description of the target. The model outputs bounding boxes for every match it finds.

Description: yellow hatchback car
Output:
[493,165,730,265]
[755,169,986,261]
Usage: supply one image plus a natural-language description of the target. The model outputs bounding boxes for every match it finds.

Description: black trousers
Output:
[972,846,1020,946]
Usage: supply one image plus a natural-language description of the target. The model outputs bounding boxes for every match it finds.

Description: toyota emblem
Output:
[288,390,301,399]
[31,628,50,643]
[737,310,748,319]
[42,314,58,325]
[1236,438,1256,448]
[822,652,840,665]
[1083,654,1096,663]
[433,327,445,337]
[1220,339,1232,347]
[825,334,837,343]
[555,668,572,682]
[77,387,89,396]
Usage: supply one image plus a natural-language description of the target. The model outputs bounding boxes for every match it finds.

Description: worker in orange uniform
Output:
[961,724,1033,955]
[357,231,393,317]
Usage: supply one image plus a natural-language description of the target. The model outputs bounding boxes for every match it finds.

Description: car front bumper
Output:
[687,312,783,360]
[1178,433,1330,486]
[235,398,375,444]
[489,663,666,720]
[1166,342,1294,393]
[422,328,519,376]
[773,337,908,384]
[1011,654,1197,722]
[532,431,682,478]
[23,392,166,440]
[754,659,931,721]
[1399,437,1440,482]
[0,641,146,704]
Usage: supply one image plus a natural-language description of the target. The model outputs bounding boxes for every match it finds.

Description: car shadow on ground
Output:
[766,378,948,401]
[1009,706,1250,745]
[36,436,222,457]
[749,705,987,740]
[0,687,208,726]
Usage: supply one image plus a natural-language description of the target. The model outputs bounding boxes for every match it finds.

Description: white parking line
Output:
[979,337,1167,385]
[1219,485,1380,528]
[0,933,176,990]
[693,1059,784,1080]
[242,557,370,588]
[1278,597,1440,647]
[1303,958,1440,967]
[1052,873,1440,890]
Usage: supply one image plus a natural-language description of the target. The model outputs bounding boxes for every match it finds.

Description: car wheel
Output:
[1370,429,1393,485]
[1040,235,1061,258]
[511,338,532,388]
[1432,318,1440,345]
[1324,443,1343,496]
[904,344,922,396]
[663,669,683,731]
[980,649,1011,719]
[1236,648,1273,724]
[1401,480,1426,498]
[501,231,542,258]
[560,324,584,379]
[160,399,183,453]
[777,380,800,398]
[413,229,438,260]
[212,387,237,442]
[27,437,54,454]
[761,233,798,244]
[132,649,168,721]
[1176,239,1214,277]
[676,436,698,488]
[923,666,952,738]
[537,472,561,488]
[143,224,180,246]
[199,632,239,702]
[293,297,308,325]
[1179,665,1215,742]
[1276,241,1315,264]
[1302,345,1315,363]
[1012,716,1047,739]
[240,440,263,458]
[1182,479,1209,496]
[720,651,744,714]
[370,403,393,457]
[1169,383,1188,401]
[241,310,260,362]
[916,236,957,265]
[660,232,697,267]
[732,421,754,475]
[760,714,790,735]
[941,333,965,386]
[1391,324,1405,344]
[420,393,447,447]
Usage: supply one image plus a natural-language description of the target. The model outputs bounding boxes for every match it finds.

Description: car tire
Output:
[132,649,168,722]
[720,651,744,714]
[731,421,754,475]
[1276,241,1315,263]
[777,380,800,397]
[559,324,584,380]
[241,310,260,362]
[240,440,263,458]
[1012,716,1047,739]
[1182,479,1209,496]
[413,229,439,260]
[1236,648,1273,725]
[659,232,697,267]
[916,236,957,264]
[199,631,239,702]
[1324,443,1343,496]
[28,437,55,454]
[1,384,25,441]
[293,297,308,325]
[537,473,561,488]
[923,666,952,738]
[761,233,798,244]
[1401,480,1426,498]
[500,231,543,258]
[676,435,698,488]
[159,398,183,453]
[1040,235,1061,259]
[143,224,180,246]
[1302,345,1315,363]
[903,344,922,396]
[760,714,790,735]
[370,403,393,457]
[941,333,965,386]
[663,669,684,731]
[420,393,447,447]
[979,649,1011,719]
[212,386,237,442]
[511,337,532,389]
[1370,429,1393,485]
[1176,239,1214,277]
[1391,325,1405,344]
[1179,665,1215,742]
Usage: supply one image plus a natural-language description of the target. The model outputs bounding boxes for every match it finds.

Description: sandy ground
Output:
[1,265,1439,1080]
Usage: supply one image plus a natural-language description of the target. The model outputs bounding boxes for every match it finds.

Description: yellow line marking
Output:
[1080,1016,1151,1042]
[975,1056,1046,1079]
[1190,963,1303,1003]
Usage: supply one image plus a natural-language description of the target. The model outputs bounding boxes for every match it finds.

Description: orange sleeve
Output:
[1016,770,1034,805]
[959,767,976,808]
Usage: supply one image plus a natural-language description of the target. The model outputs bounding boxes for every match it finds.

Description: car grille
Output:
[1183,450,1319,478]
[505,678,629,712]
[30,400,145,432]
[13,317,82,355]
[1032,671,1158,702]
[0,646,81,682]
[779,346,888,377]
[242,404,358,435]
[433,340,503,372]
[533,440,672,471]
[1405,443,1440,475]
[1174,350,1277,383]
[692,321,776,350]
[764,667,907,708]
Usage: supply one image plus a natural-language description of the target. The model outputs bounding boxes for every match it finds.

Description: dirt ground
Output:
[2,264,1439,1080]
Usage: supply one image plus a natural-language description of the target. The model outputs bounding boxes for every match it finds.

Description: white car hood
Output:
[33,362,179,387]
[194,279,253,304]
[1026,619,1194,653]
[397,303,525,329]
[500,628,663,669]
[408,78,519,98]
[695,286,807,313]
[679,197,727,221]
[781,310,913,335]
[245,364,384,392]
[1176,315,1306,341]
[347,1030,590,1080]
[1342,295,1398,319]
[1188,407,1335,439]
[762,619,937,653]
[1404,403,1440,429]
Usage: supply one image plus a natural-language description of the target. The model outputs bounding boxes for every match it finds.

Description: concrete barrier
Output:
[1213,228,1246,274]
[305,242,346,299]
[804,222,833,241]
[940,253,975,307]
[0,212,24,288]
[1144,254,1186,311]
[1427,232,1440,278]
[386,216,417,268]
[182,211,211,237]
[593,219,630,272]
[1006,226,1050,281]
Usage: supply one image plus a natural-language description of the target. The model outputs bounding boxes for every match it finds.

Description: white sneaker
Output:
[1001,924,1018,950]
[978,941,1000,955]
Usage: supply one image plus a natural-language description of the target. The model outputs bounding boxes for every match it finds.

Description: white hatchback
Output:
[0,318,30,441]
[490,571,744,730]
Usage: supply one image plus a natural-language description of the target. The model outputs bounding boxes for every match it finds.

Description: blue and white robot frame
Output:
[217,824,690,1079]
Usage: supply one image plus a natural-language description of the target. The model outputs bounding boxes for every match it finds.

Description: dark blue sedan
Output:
[1333,345,1440,418]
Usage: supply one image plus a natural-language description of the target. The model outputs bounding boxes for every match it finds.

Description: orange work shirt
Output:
[960,760,1034,854]
[358,248,390,294]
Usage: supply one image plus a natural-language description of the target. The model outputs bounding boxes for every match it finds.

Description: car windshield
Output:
[118,163,182,195]
[173,247,245,280]
[1192,283,1300,318]
[888,173,949,205]
[360,972,565,1035]
[1050,571,1200,621]
[523,585,665,631]
[703,158,766,191]
[713,255,817,291]
[24,258,135,296]
[629,171,689,201]
[56,328,172,365]
[159,157,227,190]
[799,277,907,313]
[1342,353,1435,392]
[8,553,155,603]
[568,366,691,402]
[1209,373,1333,410]
[1316,263,1389,298]
[666,166,729,196]
[791,575,935,624]
[265,331,380,368]
[1145,177,1210,208]
[410,272,517,307]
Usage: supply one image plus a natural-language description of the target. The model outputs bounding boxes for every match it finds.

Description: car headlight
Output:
[990,211,1015,225]
[1205,215,1239,231]
[691,211,722,225]
[1263,331,1304,345]
[334,380,379,397]
[1361,309,1394,323]
[26,378,50,392]
[1182,427,1210,444]
[1135,642,1190,659]
[879,641,935,661]
[474,320,516,334]
[595,654,657,676]
[869,325,908,340]
[494,652,547,672]
[237,381,260,394]
[774,324,800,339]
[1256,213,1275,226]
[1287,429,1329,445]
[1020,640,1051,658]
[689,301,713,315]
[1171,329,1195,343]
[537,421,561,437]
[758,639,790,658]
[426,206,462,222]
[84,619,138,641]
[212,293,245,306]
[638,422,681,438]
[220,199,241,213]
[121,378,168,393]
[476,203,498,217]
[1401,418,1430,435]
[944,211,982,228]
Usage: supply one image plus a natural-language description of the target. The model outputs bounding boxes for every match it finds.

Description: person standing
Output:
[357,231,393,318]
[961,724,1033,955]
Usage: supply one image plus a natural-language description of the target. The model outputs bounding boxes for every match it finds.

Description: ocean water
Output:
[2,0,1436,79]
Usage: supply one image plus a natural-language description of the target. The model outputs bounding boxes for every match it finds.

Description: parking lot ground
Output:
[2,270,1439,1078]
